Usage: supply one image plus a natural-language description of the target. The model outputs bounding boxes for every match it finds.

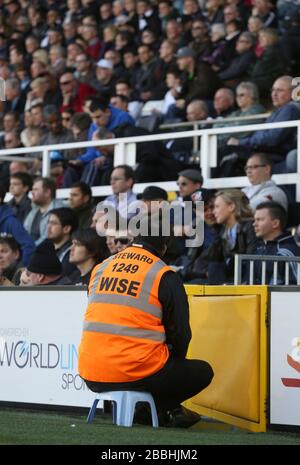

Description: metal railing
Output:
[234,254,300,285]
[0,118,299,200]
[160,113,270,153]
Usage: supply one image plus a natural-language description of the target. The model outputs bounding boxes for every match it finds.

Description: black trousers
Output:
[84,357,214,412]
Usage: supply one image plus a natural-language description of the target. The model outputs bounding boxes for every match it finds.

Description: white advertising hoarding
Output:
[0,289,95,407]
[270,291,300,426]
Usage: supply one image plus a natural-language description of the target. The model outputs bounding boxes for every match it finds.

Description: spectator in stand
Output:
[226,75,300,172]
[69,228,109,285]
[203,22,226,68]
[61,109,74,130]
[110,94,129,113]
[135,44,162,102]
[69,181,94,230]
[81,22,101,61]
[23,177,63,245]
[39,105,75,161]
[0,235,24,285]
[122,47,140,89]
[252,0,277,28]
[176,169,204,206]
[247,15,264,57]
[213,87,236,118]
[136,0,161,38]
[188,19,212,60]
[214,19,242,72]
[102,165,137,220]
[65,95,135,180]
[115,79,143,120]
[250,28,286,96]
[0,183,35,267]
[74,52,97,88]
[8,172,32,223]
[0,129,23,191]
[48,44,67,77]
[205,0,224,26]
[158,0,180,32]
[253,201,300,284]
[59,70,96,113]
[165,19,186,50]
[94,58,117,96]
[217,81,265,148]
[47,207,79,277]
[218,32,257,86]
[201,189,257,284]
[22,239,73,286]
[242,153,288,211]
[4,78,26,114]
[168,46,220,120]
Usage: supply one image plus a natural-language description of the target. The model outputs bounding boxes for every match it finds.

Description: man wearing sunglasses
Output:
[78,217,214,427]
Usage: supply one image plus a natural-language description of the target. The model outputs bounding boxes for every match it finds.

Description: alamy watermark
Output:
[0,78,5,101]
[292,77,300,101]
[96,195,204,247]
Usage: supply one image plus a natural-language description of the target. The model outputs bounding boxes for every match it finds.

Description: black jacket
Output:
[137,242,191,358]
[253,233,300,284]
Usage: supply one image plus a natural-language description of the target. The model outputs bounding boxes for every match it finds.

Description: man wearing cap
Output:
[22,239,72,286]
[174,46,220,113]
[176,169,204,204]
[94,59,117,96]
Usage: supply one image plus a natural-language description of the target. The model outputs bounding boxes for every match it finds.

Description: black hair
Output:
[72,228,109,263]
[89,95,110,112]
[70,181,92,200]
[49,207,78,234]
[0,235,21,254]
[133,212,172,255]
[10,172,33,190]
[113,165,135,183]
[256,201,287,230]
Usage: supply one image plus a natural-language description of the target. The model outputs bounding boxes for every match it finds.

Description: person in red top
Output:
[59,70,96,113]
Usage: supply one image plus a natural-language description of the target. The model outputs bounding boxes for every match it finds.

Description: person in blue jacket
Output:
[0,184,35,267]
[63,95,135,187]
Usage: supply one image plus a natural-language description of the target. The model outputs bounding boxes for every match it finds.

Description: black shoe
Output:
[159,407,201,428]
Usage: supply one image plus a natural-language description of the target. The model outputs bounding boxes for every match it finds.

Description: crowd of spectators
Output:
[0,0,300,288]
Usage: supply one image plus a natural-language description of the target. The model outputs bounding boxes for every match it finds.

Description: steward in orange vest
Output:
[78,230,213,427]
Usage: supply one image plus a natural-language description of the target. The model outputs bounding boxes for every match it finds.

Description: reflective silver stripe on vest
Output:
[89,256,115,295]
[88,256,167,319]
[83,321,166,342]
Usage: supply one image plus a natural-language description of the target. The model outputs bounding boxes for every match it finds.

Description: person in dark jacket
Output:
[0,235,24,285]
[69,228,109,285]
[195,189,257,284]
[47,207,79,278]
[78,216,214,427]
[218,31,256,85]
[68,182,93,229]
[8,172,32,223]
[253,201,300,284]
[0,184,35,267]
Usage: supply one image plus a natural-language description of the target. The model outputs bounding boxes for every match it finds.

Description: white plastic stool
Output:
[87,390,159,427]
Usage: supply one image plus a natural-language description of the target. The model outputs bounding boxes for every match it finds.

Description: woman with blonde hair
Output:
[189,189,257,284]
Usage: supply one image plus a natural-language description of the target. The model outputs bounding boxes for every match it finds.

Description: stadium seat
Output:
[87,390,159,428]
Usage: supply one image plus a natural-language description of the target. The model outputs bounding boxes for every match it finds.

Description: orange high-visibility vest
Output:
[78,245,172,383]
